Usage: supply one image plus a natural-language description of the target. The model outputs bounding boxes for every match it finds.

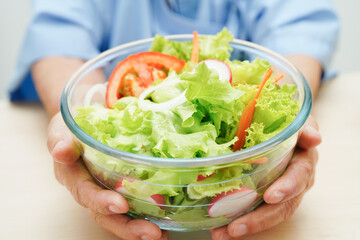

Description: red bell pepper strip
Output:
[272,74,284,85]
[245,157,269,164]
[106,51,185,108]
[254,74,283,88]
[191,31,199,64]
[233,68,273,151]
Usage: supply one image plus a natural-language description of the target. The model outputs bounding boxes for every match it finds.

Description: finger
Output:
[297,116,321,149]
[161,230,169,240]
[90,211,167,240]
[55,160,129,215]
[263,148,318,204]
[47,113,80,164]
[210,226,232,240]
[222,193,304,239]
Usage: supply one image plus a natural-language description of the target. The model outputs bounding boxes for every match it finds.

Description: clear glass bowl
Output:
[61,35,312,232]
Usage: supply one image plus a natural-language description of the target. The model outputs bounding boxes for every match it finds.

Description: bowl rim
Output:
[61,34,312,167]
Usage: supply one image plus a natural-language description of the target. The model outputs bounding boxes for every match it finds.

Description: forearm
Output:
[32,57,105,117]
[286,55,322,98]
[31,57,86,116]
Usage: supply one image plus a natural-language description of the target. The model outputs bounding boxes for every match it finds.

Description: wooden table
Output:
[1,73,360,240]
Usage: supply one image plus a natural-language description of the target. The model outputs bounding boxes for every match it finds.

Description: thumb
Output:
[297,115,322,150]
[47,112,80,164]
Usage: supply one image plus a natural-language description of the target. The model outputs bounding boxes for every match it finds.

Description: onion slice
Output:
[84,83,107,106]
[138,81,187,112]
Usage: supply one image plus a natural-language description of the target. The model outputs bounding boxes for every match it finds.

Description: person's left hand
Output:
[48,113,169,240]
[210,115,321,239]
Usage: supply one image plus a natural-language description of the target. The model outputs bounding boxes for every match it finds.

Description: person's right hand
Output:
[47,112,168,240]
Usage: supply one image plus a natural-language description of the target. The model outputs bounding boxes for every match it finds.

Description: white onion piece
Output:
[138,81,187,112]
[83,83,107,106]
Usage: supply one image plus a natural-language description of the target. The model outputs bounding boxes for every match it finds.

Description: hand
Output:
[210,115,321,240]
[47,112,168,240]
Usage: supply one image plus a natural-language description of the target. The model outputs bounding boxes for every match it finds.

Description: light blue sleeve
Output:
[9,0,110,100]
[244,0,339,73]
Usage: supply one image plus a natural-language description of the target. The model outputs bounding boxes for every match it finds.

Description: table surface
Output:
[1,73,360,240]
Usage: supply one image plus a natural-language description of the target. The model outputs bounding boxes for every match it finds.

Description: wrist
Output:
[285,54,322,98]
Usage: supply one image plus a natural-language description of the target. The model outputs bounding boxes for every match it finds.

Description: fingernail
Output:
[233,224,248,237]
[303,125,320,139]
[52,141,65,163]
[270,191,285,203]
[141,235,154,240]
[109,205,123,214]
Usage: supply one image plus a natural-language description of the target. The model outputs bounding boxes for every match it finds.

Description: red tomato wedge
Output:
[106,51,185,108]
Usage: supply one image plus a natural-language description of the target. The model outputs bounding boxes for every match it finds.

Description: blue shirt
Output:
[9,0,339,101]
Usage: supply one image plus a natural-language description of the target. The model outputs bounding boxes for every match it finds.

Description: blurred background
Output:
[0,0,359,99]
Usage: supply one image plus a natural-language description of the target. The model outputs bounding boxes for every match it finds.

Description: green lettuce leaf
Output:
[127,198,166,218]
[226,58,271,85]
[150,34,193,61]
[150,28,233,62]
[149,71,185,103]
[180,62,244,136]
[75,101,154,155]
[197,28,233,61]
[244,83,299,149]
[187,164,253,199]
[254,84,299,132]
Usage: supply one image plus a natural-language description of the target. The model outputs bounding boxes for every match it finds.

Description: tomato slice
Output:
[106,51,185,108]
[130,58,153,87]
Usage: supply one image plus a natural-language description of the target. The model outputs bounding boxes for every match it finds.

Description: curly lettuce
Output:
[150,28,233,62]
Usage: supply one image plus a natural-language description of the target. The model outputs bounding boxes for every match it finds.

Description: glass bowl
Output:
[61,35,312,232]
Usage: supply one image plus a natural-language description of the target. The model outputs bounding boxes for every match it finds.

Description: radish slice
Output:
[197,168,229,181]
[197,173,215,181]
[138,80,187,112]
[114,178,166,208]
[201,59,232,83]
[145,194,166,209]
[114,178,133,196]
[208,186,258,218]
[84,83,107,106]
